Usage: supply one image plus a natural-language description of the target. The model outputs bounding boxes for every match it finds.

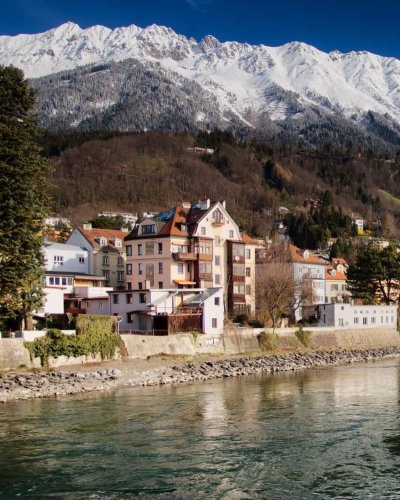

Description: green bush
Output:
[258,331,278,351]
[24,315,120,367]
[295,326,312,347]
[233,313,248,325]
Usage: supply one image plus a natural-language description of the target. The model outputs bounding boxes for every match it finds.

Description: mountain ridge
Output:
[3,22,400,148]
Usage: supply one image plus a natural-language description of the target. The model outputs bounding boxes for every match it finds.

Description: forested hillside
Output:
[45,130,400,241]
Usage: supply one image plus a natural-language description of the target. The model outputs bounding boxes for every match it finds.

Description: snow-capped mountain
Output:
[2,22,400,146]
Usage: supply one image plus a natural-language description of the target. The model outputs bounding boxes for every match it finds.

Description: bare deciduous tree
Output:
[256,263,315,329]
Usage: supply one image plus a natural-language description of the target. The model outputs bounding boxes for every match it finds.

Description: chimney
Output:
[201,198,211,210]
[82,222,92,231]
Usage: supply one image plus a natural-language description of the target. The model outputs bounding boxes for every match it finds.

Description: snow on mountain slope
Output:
[2,22,400,126]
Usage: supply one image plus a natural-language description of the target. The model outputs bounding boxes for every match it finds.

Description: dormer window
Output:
[142,224,155,234]
[97,237,107,247]
[113,238,122,248]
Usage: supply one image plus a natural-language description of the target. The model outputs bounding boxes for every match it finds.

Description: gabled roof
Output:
[77,227,127,249]
[325,266,347,281]
[288,244,326,266]
[125,206,190,240]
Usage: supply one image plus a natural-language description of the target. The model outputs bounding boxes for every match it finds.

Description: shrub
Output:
[233,313,248,325]
[24,315,120,367]
[295,326,312,347]
[258,331,278,351]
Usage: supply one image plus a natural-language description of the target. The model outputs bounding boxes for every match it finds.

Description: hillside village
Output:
[26,198,398,341]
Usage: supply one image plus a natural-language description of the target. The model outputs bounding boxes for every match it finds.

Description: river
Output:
[1,359,400,499]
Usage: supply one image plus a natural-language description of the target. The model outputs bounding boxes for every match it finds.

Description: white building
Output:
[98,211,138,227]
[89,287,224,335]
[318,303,398,328]
[43,242,90,274]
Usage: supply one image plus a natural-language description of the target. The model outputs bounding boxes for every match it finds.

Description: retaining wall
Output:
[1,327,400,370]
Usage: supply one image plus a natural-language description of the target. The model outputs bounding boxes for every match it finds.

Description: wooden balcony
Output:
[172,251,197,261]
[232,275,245,282]
[230,255,245,263]
[231,293,246,301]
[198,273,213,281]
[198,253,213,261]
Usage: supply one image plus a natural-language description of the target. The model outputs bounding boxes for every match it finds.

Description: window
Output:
[201,227,206,235]
[178,263,184,274]
[126,294,133,304]
[354,317,359,324]
[145,241,154,255]
[113,294,119,304]
[371,317,376,324]
[212,209,223,224]
[99,301,104,310]
[158,262,163,274]
[142,224,155,234]
[196,241,213,255]
[79,256,85,263]
[215,236,221,247]
[363,317,368,325]
[215,297,220,306]
[54,255,63,263]
[158,243,163,254]
[246,285,251,295]
[127,313,133,324]
[233,283,245,294]
[246,249,251,259]
[49,277,54,285]
[67,278,73,285]
[138,263,142,275]
[126,245,132,256]
[229,230,234,239]
[126,264,132,275]
[246,267,251,277]
[338,318,344,326]
[331,284,339,291]
[103,270,109,281]
[127,282,132,290]
[61,277,67,286]
[117,271,124,282]
[232,243,245,257]
[233,264,245,276]
[212,318,217,328]
[117,256,123,266]
[139,292,146,304]
[215,255,220,266]
[138,282,143,290]
[158,282,163,289]
[199,262,212,273]
[100,238,107,247]
[137,244,142,256]
[102,256,109,265]
[215,274,221,285]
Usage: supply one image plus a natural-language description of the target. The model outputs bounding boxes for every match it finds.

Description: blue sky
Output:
[2,0,400,57]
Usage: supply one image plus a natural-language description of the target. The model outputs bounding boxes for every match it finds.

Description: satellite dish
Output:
[234,256,240,262]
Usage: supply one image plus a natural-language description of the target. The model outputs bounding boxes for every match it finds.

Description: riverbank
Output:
[2,346,400,403]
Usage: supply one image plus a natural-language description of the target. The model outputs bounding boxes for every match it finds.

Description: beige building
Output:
[325,266,350,304]
[124,200,259,316]
[67,224,128,290]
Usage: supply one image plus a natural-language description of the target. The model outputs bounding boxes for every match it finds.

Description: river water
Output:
[1,359,400,499]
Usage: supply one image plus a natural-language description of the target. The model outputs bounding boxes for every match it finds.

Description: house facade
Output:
[88,287,224,335]
[318,303,397,329]
[124,200,258,316]
[67,224,128,290]
[325,266,350,304]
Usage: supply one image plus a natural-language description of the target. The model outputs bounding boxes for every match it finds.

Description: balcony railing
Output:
[172,251,197,261]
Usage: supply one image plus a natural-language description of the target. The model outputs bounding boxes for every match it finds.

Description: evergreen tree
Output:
[347,244,400,304]
[0,66,50,328]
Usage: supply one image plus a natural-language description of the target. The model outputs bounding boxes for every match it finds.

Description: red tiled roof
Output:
[332,258,349,267]
[242,233,263,245]
[288,244,326,265]
[325,266,347,281]
[78,227,128,248]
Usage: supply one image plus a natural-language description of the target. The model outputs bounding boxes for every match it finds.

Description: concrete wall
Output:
[1,326,400,370]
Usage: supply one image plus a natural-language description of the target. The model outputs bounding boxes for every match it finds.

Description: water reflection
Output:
[1,359,400,498]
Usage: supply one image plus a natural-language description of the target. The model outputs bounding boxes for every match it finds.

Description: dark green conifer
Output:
[0,66,50,328]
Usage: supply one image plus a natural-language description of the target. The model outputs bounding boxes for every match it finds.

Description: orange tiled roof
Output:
[79,227,128,248]
[325,266,347,281]
[242,233,263,245]
[288,244,326,265]
[332,257,349,267]
[158,206,190,237]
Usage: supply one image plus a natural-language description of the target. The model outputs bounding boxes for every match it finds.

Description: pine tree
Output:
[0,66,50,329]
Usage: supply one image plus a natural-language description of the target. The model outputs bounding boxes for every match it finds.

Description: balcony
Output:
[198,273,213,282]
[231,255,245,263]
[232,275,245,282]
[198,253,213,261]
[212,217,224,226]
[172,251,197,261]
[74,286,113,299]
[231,293,246,301]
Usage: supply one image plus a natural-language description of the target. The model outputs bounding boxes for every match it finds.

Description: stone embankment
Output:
[2,347,400,403]
[0,368,122,403]
[126,346,400,387]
